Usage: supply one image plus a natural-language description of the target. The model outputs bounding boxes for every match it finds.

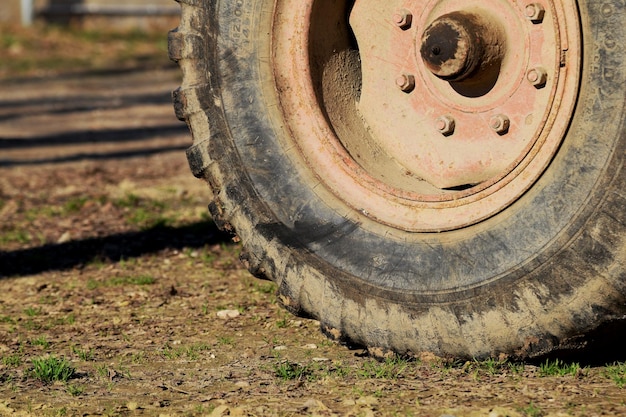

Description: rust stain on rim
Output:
[271,0,581,232]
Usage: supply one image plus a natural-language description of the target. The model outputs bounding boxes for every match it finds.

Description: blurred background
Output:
[1,0,179,29]
[0,0,179,78]
[0,0,215,275]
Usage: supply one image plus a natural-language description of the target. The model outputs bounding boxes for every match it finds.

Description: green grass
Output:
[131,352,145,364]
[0,229,31,245]
[38,295,59,305]
[94,364,109,379]
[109,275,156,286]
[30,356,75,383]
[127,207,171,229]
[67,384,84,396]
[71,346,94,362]
[199,249,217,264]
[0,24,170,78]
[2,354,22,367]
[251,282,277,294]
[162,343,212,360]
[300,361,351,380]
[519,402,544,417]
[23,206,62,222]
[118,257,139,269]
[458,358,525,377]
[48,313,76,327]
[217,336,234,346]
[328,361,351,378]
[274,361,311,381]
[476,358,507,375]
[62,196,88,214]
[0,315,15,324]
[201,303,210,315]
[357,357,409,380]
[87,275,156,289]
[275,316,289,328]
[538,359,584,377]
[31,336,50,349]
[113,194,173,229]
[22,318,41,331]
[605,362,626,388]
[52,407,68,417]
[184,343,212,361]
[4,56,89,76]
[114,193,140,208]
[23,306,42,317]
[508,361,526,375]
[111,363,131,380]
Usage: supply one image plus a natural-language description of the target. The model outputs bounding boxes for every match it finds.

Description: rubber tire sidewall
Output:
[193,0,625,358]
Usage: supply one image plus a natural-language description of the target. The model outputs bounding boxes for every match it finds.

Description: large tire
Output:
[169,0,625,359]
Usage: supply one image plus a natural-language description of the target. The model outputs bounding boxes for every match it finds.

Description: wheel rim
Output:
[272,0,581,232]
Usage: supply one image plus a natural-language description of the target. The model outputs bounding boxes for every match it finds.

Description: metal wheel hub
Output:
[419,11,504,82]
[272,0,581,232]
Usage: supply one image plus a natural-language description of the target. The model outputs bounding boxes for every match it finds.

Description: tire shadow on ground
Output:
[0,221,233,278]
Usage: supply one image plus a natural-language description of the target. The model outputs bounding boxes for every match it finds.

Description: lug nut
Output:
[393,9,413,30]
[436,115,455,136]
[525,3,545,23]
[527,67,548,88]
[396,74,415,93]
[490,114,510,135]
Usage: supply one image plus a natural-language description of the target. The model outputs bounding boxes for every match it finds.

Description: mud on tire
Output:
[169,0,626,359]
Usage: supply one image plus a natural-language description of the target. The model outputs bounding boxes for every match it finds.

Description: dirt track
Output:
[0,28,626,417]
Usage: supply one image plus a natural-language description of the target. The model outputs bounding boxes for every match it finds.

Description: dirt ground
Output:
[1,24,625,417]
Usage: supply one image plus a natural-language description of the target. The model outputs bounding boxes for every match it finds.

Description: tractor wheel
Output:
[169,0,625,359]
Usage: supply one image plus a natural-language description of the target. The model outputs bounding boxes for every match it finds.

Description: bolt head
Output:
[396,74,415,93]
[436,115,455,136]
[490,114,510,135]
[525,3,545,23]
[393,10,413,30]
[527,67,548,88]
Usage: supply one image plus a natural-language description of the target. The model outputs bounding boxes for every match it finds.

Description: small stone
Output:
[0,200,18,217]
[217,309,240,320]
[304,344,318,349]
[487,407,523,417]
[126,402,139,411]
[151,401,162,408]
[209,405,230,417]
[356,396,378,406]
[57,231,71,244]
[273,345,288,351]
[302,399,329,412]
[312,357,330,362]
[235,381,250,388]
[419,351,441,363]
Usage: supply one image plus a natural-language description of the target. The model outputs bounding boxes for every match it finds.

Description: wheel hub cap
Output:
[420,12,504,82]
[271,0,581,231]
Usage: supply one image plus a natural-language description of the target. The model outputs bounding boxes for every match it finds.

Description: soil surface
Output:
[1,25,625,417]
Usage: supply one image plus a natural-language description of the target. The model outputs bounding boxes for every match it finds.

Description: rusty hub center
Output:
[420,12,504,82]
[272,0,581,232]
